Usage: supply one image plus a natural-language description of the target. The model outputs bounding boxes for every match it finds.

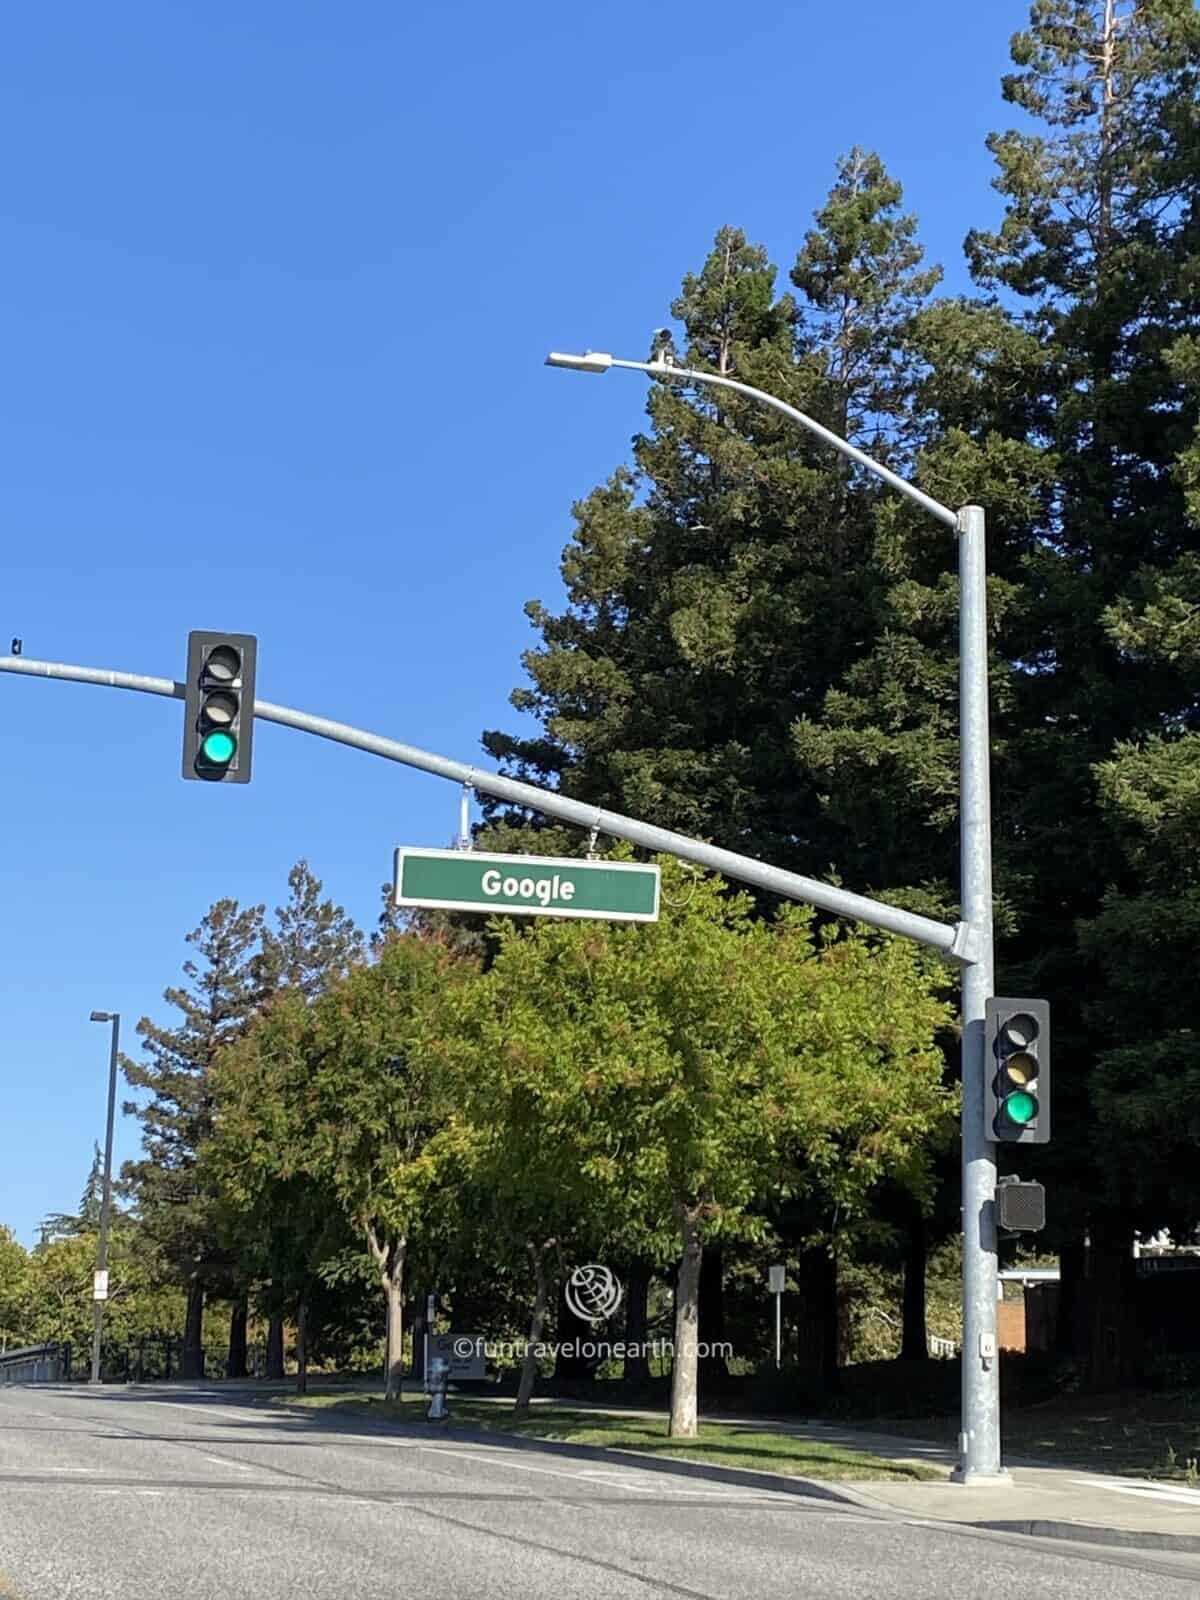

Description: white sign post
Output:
[768,1265,785,1369]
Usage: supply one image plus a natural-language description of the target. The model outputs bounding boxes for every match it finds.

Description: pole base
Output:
[949,1466,1013,1487]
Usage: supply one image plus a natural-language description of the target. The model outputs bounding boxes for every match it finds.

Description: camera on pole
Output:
[182,632,257,784]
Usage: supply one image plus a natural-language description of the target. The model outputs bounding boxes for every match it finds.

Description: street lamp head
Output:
[544,350,613,374]
[89,1011,111,1023]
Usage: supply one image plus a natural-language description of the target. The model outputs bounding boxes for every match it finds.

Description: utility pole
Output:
[88,1011,121,1385]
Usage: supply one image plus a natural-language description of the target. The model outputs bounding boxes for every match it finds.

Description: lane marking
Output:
[423,1446,797,1501]
[131,1399,304,1426]
[203,1456,252,1471]
[1069,1476,1200,1506]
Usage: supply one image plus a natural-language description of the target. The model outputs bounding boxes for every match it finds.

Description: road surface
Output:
[0,1384,1196,1598]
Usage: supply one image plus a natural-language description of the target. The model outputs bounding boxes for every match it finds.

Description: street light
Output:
[88,1010,120,1386]
[546,345,1004,1484]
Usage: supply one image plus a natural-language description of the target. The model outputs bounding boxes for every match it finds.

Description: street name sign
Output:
[394,847,660,923]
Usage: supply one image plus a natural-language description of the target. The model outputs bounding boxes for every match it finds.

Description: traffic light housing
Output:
[985,996,1050,1143]
[182,632,257,783]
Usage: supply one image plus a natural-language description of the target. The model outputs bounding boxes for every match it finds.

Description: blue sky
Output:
[2,0,1021,1245]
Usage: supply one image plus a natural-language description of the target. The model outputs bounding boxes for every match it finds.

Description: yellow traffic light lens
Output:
[201,691,237,727]
[1004,1050,1038,1087]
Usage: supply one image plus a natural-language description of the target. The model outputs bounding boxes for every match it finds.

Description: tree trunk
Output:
[409,1298,426,1381]
[622,1260,651,1388]
[697,1246,728,1391]
[515,1241,554,1416]
[554,1279,596,1384]
[1085,1215,1138,1390]
[295,1296,309,1396]
[226,1291,249,1379]
[366,1224,407,1400]
[795,1245,838,1385]
[900,1211,928,1361]
[181,1278,205,1379]
[1055,1239,1086,1363]
[669,1206,702,1438]
[265,1314,285,1381]
[383,1260,406,1400]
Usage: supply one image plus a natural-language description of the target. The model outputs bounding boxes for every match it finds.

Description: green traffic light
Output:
[1003,1089,1038,1125]
[200,729,237,766]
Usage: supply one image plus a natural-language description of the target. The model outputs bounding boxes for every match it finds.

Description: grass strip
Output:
[279,1394,942,1482]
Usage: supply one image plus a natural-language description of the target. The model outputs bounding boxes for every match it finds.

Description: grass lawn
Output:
[871,1388,1200,1483]
[278,1394,942,1483]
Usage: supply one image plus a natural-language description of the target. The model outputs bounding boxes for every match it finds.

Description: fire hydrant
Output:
[427,1356,450,1420]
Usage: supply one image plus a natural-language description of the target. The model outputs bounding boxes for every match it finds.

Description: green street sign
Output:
[393,847,660,923]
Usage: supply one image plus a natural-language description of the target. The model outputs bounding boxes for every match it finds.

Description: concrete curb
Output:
[969,1519,1200,1554]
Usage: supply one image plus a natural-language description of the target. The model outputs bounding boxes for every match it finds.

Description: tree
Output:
[228,861,363,1377]
[0,1226,30,1348]
[483,185,931,875]
[122,898,267,1378]
[438,861,954,1435]
[785,0,1200,1382]
[260,860,364,998]
[212,933,473,1398]
[40,1143,114,1242]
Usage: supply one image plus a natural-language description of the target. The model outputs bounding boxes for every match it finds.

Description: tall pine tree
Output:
[122,899,266,1378]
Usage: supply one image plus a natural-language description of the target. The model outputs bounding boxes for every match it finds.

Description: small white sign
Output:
[431,1332,486,1381]
[768,1265,785,1295]
[93,1270,109,1302]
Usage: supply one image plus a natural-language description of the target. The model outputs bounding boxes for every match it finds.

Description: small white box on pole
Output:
[92,1270,109,1302]
[768,1264,785,1295]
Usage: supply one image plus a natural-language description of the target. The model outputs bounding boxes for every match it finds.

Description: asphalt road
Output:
[0,1385,1197,1599]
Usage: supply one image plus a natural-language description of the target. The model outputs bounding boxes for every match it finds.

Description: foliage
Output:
[122,897,267,1299]
[0,1225,30,1348]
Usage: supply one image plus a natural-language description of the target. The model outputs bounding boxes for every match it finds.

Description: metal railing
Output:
[0,1342,71,1384]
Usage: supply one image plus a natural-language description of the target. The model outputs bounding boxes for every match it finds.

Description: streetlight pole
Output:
[88,1011,121,1386]
[545,348,1005,1482]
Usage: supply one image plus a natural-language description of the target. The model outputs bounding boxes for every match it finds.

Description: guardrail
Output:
[0,1342,71,1384]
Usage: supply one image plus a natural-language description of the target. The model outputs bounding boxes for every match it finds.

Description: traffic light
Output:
[182,632,257,783]
[996,1177,1046,1232]
[985,997,1050,1143]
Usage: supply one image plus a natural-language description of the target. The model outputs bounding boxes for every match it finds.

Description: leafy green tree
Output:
[0,1225,30,1348]
[211,934,473,1398]
[223,861,363,1377]
[207,988,342,1391]
[439,861,953,1434]
[20,1224,184,1355]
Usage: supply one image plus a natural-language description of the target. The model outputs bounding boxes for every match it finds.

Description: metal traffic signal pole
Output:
[546,352,1005,1483]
